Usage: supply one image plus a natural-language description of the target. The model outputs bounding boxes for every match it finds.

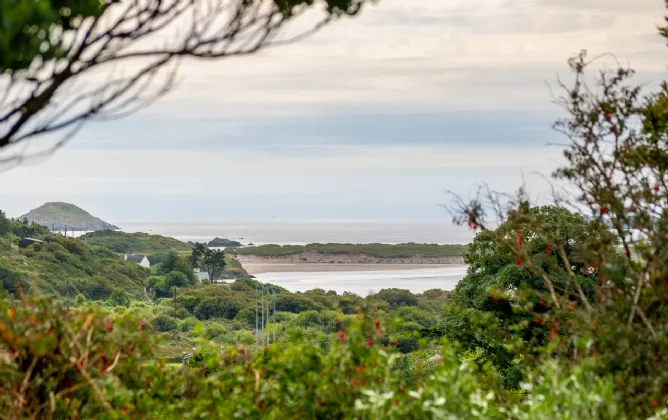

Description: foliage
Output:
[2,296,637,419]
[152,314,179,332]
[81,231,191,254]
[228,242,468,258]
[0,231,149,301]
[0,297,175,419]
[156,252,197,284]
[448,10,668,416]
[0,1,103,72]
[371,288,419,309]
[0,211,9,236]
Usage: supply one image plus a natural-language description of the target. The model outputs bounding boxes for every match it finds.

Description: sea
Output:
[113,220,474,295]
[117,220,474,246]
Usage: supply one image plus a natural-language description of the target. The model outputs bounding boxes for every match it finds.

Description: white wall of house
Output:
[139,257,150,268]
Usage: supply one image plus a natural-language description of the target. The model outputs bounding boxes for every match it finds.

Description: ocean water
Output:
[117,220,474,245]
[253,266,468,296]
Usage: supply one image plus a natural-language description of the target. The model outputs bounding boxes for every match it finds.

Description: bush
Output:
[274,293,321,313]
[175,307,190,319]
[194,297,243,321]
[110,289,131,307]
[395,306,437,328]
[152,314,179,332]
[180,317,199,332]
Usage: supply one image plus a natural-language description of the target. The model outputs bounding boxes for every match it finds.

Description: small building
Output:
[196,270,210,282]
[124,254,150,268]
[18,238,44,249]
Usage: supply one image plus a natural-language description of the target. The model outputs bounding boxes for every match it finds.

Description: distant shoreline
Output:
[243,262,466,274]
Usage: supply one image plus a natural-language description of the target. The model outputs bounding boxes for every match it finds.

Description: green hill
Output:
[80,230,192,254]
[0,235,148,301]
[20,202,118,231]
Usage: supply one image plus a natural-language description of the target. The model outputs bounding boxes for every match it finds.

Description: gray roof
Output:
[126,254,146,263]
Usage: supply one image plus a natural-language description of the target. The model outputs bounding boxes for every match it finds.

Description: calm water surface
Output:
[253,266,468,295]
[117,220,473,245]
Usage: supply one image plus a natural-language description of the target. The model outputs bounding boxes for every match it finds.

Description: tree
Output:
[202,249,226,282]
[449,8,668,414]
[0,210,9,236]
[0,0,371,164]
[189,242,208,268]
[157,252,196,284]
[435,206,599,387]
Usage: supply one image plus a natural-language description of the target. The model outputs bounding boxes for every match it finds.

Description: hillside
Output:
[80,230,192,254]
[0,235,148,300]
[20,202,118,231]
[227,243,468,258]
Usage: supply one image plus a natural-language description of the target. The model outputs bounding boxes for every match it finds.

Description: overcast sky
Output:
[1,0,666,223]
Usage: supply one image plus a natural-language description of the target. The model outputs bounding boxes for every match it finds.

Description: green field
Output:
[226,243,468,258]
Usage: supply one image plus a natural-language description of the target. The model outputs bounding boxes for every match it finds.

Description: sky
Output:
[1,0,666,224]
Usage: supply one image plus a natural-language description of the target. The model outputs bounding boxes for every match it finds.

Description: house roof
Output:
[126,254,147,263]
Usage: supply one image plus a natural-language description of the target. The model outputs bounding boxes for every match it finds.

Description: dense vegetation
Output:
[81,230,192,254]
[20,202,119,231]
[1,4,668,419]
[228,243,468,258]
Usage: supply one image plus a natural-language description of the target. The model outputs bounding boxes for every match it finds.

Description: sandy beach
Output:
[244,262,464,275]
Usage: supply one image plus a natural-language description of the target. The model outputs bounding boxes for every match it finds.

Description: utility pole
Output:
[261,284,264,347]
[66,277,70,313]
[173,287,177,316]
[265,286,269,346]
[273,291,277,344]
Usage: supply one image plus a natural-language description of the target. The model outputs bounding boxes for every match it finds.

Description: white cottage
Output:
[124,254,151,268]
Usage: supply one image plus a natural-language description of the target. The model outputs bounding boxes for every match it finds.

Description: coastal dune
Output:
[237,251,466,274]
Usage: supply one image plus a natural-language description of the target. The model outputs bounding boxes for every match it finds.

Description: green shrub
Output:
[194,297,243,320]
[152,314,179,332]
[175,307,190,319]
[180,317,199,332]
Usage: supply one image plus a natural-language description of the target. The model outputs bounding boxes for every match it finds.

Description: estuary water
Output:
[253,266,468,296]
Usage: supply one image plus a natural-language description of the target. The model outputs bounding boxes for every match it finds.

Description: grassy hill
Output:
[0,235,148,300]
[80,230,248,278]
[20,202,118,231]
[227,243,468,258]
[80,230,192,254]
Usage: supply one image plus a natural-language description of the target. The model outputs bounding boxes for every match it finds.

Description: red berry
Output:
[121,407,129,414]
[539,300,546,307]
[515,258,522,266]
[338,330,345,343]
[104,320,113,332]
[604,113,612,121]
[599,206,608,215]
[394,400,400,406]
[375,320,381,329]
[146,378,152,387]
[546,245,553,255]
[366,337,373,347]
[652,400,659,408]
